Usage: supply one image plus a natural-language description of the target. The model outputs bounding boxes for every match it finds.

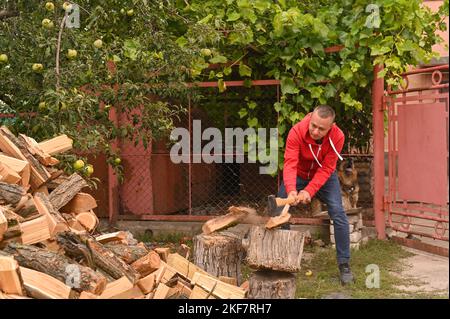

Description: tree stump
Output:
[193,231,245,285]
[244,226,305,272]
[248,270,297,299]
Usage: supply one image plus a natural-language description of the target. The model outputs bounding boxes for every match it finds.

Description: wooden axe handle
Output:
[275,197,296,206]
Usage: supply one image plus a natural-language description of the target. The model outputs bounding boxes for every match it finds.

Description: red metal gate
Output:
[384,64,449,255]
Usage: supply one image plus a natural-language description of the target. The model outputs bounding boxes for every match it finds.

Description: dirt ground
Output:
[393,247,449,297]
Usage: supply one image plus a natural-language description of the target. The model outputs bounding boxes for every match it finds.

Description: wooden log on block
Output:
[19,266,75,299]
[34,192,70,237]
[0,182,25,206]
[265,204,291,229]
[137,272,156,294]
[191,272,247,299]
[104,244,148,264]
[0,127,50,189]
[202,206,254,235]
[248,270,296,299]
[74,210,99,232]
[189,285,216,299]
[154,247,170,262]
[60,192,97,214]
[0,153,30,187]
[20,215,51,245]
[18,134,59,166]
[100,276,144,299]
[0,162,21,184]
[38,134,73,156]
[193,232,245,285]
[166,253,209,281]
[0,256,25,295]
[131,250,161,277]
[56,232,140,284]
[245,226,305,272]
[48,173,88,210]
[4,243,107,294]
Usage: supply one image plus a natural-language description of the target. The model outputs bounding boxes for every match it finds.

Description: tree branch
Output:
[56,13,68,89]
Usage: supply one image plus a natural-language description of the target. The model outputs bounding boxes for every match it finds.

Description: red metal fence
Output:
[384,64,449,248]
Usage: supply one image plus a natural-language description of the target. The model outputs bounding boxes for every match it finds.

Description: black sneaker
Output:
[338,263,354,285]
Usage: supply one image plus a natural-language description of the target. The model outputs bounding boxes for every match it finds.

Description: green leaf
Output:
[123,39,140,61]
[218,79,227,93]
[281,77,299,95]
[248,101,257,109]
[239,63,252,77]
[247,117,258,127]
[223,66,232,76]
[227,11,241,22]
[198,14,213,24]
[175,36,188,48]
[274,102,282,112]
[256,36,267,45]
[238,108,248,118]
[341,66,353,81]
[209,55,228,64]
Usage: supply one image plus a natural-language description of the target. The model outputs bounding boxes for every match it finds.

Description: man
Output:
[277,105,354,285]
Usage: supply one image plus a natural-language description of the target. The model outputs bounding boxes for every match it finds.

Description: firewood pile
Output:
[0,127,248,299]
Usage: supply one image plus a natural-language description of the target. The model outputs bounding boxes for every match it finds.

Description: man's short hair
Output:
[313,105,335,122]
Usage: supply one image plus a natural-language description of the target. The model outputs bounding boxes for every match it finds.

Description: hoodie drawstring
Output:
[308,137,343,168]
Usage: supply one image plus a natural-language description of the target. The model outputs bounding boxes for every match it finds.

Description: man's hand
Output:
[287,190,300,206]
[298,190,311,204]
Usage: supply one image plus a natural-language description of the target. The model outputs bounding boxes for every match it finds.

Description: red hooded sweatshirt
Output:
[283,112,345,198]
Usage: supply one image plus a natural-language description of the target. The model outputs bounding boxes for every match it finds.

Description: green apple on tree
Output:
[73,159,85,170]
[67,49,77,59]
[85,164,94,176]
[127,9,134,16]
[201,48,212,57]
[62,2,72,12]
[45,2,55,11]
[41,18,54,29]
[38,101,47,111]
[93,39,103,48]
[32,63,44,72]
[0,54,8,63]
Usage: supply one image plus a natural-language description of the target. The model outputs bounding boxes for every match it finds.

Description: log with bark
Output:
[48,173,88,210]
[193,231,245,285]
[0,182,25,206]
[3,243,107,294]
[103,244,149,264]
[248,270,296,299]
[34,192,70,236]
[56,232,140,284]
[244,226,305,272]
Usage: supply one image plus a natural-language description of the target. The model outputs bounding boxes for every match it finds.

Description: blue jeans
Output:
[277,172,350,265]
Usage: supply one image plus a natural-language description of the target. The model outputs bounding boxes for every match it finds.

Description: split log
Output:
[248,270,296,299]
[18,134,59,166]
[191,272,247,299]
[60,192,97,214]
[0,208,7,240]
[131,250,161,277]
[0,256,25,295]
[154,247,170,262]
[34,192,70,236]
[56,232,140,284]
[0,291,31,299]
[20,215,51,245]
[219,276,237,286]
[0,182,25,206]
[95,231,128,244]
[153,283,171,299]
[48,173,88,210]
[193,232,245,285]
[14,194,39,219]
[244,226,305,272]
[0,127,50,189]
[104,244,149,264]
[38,134,73,156]
[61,213,86,233]
[265,204,291,229]
[0,154,30,187]
[33,185,49,195]
[100,276,144,299]
[166,253,209,281]
[0,162,21,184]
[74,210,98,232]
[137,273,156,294]
[189,285,216,299]
[19,266,75,299]
[202,206,253,234]
[4,243,107,294]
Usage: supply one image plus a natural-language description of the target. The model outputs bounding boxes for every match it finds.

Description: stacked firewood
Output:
[0,127,248,299]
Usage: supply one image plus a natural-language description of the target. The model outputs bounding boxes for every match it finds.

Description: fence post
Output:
[372,63,386,239]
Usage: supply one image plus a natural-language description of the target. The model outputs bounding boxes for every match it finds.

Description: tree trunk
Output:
[104,244,149,264]
[193,231,245,285]
[48,173,87,210]
[248,270,297,299]
[3,243,107,295]
[244,226,305,272]
[56,232,140,284]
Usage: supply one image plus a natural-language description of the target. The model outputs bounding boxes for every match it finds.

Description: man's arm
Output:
[283,127,301,197]
[303,135,344,199]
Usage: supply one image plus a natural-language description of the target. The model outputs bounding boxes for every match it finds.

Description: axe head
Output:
[267,195,283,217]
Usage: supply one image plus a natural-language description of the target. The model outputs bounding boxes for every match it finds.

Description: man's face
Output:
[308,111,334,141]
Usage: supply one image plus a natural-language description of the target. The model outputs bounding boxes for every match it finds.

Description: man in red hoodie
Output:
[275,105,354,285]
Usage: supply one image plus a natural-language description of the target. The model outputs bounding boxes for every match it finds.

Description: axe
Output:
[267,195,296,217]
